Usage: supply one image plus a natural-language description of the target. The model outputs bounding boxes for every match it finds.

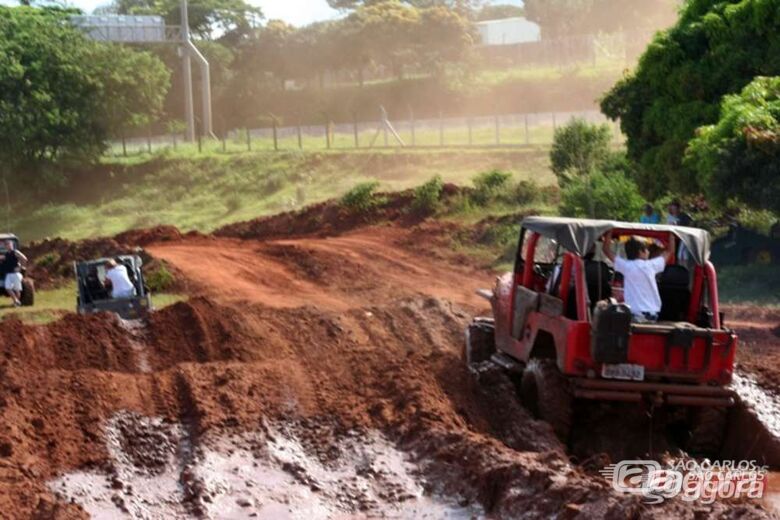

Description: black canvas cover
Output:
[522,216,711,265]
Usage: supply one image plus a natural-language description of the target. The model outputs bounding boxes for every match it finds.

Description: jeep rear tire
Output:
[20,278,34,307]
[463,320,495,365]
[686,407,727,457]
[521,358,572,442]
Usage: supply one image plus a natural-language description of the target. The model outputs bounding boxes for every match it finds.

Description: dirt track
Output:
[2,218,780,518]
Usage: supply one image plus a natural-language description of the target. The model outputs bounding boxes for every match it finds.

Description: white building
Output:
[475,17,542,46]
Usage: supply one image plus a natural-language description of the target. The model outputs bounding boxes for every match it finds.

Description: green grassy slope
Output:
[11,148,553,242]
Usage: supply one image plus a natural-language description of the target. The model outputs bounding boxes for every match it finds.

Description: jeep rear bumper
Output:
[572,378,736,407]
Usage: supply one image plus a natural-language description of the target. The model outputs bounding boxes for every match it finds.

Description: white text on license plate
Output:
[601,363,645,381]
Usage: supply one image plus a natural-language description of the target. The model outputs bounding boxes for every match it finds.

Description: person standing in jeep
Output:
[3,240,27,307]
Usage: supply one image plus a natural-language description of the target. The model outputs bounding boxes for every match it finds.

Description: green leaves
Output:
[686,76,780,212]
[0,6,170,182]
[550,119,613,185]
[601,0,780,200]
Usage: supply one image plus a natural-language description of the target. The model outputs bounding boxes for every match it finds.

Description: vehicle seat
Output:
[86,270,109,302]
[658,265,690,322]
[585,261,612,309]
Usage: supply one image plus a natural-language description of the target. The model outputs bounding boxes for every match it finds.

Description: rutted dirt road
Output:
[147,229,490,312]
[1,212,779,518]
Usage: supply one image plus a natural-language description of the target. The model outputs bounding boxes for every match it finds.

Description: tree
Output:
[686,76,780,212]
[415,5,473,73]
[475,3,524,21]
[0,7,170,183]
[601,0,780,200]
[102,0,262,40]
[559,170,645,221]
[91,44,171,139]
[550,119,613,184]
[342,1,421,80]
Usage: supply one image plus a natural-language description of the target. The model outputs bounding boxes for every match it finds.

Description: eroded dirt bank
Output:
[2,213,780,518]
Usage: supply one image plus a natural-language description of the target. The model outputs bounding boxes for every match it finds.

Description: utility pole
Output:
[181,0,195,142]
[180,0,213,140]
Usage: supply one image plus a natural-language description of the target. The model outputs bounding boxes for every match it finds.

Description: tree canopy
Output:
[0,6,170,180]
[601,0,780,200]
[686,76,780,212]
[99,0,263,39]
[475,3,524,21]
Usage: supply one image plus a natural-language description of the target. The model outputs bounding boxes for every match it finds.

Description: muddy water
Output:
[48,412,481,519]
[722,372,780,467]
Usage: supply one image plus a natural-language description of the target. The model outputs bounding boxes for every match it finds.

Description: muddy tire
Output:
[686,407,728,457]
[20,278,34,307]
[463,319,495,365]
[521,358,572,442]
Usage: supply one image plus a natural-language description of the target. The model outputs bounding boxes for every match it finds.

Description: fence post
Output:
[439,111,444,146]
[222,135,226,153]
[325,118,331,149]
[272,118,278,151]
[246,128,251,151]
[147,124,153,153]
[197,133,202,153]
[409,107,415,147]
[297,124,303,149]
[122,133,127,157]
[172,132,177,151]
[353,113,359,148]
[525,114,530,145]
[494,114,500,145]
[467,117,473,146]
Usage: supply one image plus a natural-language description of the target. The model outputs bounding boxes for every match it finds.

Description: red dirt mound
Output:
[215,184,461,241]
[1,216,778,518]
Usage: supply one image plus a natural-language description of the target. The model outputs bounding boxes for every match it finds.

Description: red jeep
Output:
[466,217,737,450]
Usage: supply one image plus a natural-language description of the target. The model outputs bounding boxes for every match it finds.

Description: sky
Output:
[0,0,523,26]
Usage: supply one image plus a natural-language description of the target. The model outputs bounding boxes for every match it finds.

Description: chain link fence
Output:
[107,109,620,156]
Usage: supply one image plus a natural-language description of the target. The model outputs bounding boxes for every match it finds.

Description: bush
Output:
[36,251,60,268]
[550,119,613,184]
[146,263,175,292]
[412,175,444,214]
[341,181,383,212]
[471,170,512,206]
[511,179,539,205]
[559,170,644,222]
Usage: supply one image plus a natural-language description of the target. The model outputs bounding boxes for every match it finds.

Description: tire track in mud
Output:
[4,224,780,518]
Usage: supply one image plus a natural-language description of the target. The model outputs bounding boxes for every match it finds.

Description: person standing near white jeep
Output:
[3,240,27,307]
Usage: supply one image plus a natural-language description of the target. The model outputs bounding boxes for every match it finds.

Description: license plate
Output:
[601,363,645,381]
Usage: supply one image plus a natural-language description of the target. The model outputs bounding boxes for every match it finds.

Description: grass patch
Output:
[10,148,553,242]
[0,282,187,324]
[718,265,780,305]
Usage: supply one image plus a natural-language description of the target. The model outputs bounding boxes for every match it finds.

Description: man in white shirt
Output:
[103,259,136,299]
[602,233,675,322]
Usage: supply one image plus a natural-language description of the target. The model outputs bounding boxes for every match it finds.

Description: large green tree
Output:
[0,7,170,182]
[601,0,780,199]
[686,76,780,212]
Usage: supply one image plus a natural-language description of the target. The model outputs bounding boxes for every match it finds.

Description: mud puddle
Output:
[48,411,481,519]
[722,372,780,467]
